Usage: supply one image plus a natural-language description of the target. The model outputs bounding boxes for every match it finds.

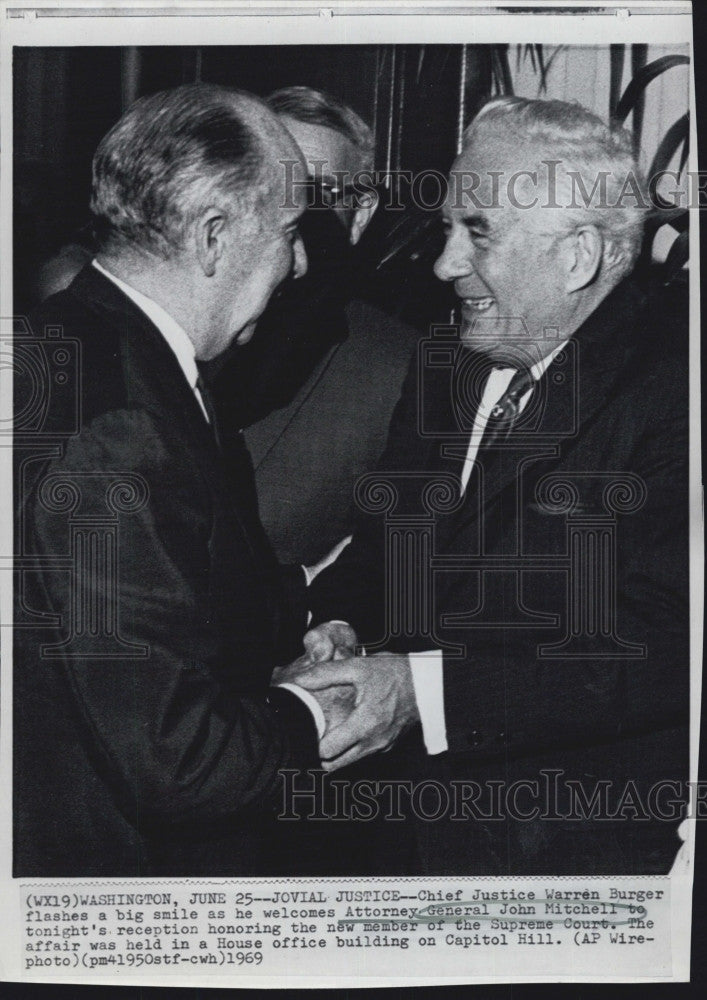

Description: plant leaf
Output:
[614,54,689,124]
[649,112,689,180]
[416,47,425,84]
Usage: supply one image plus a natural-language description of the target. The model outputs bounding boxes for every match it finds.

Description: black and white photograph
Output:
[2,0,699,988]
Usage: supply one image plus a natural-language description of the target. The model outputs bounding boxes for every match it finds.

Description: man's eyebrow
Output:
[461,212,490,232]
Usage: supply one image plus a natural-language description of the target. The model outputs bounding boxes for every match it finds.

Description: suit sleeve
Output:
[442,376,690,761]
[276,563,310,663]
[28,408,319,831]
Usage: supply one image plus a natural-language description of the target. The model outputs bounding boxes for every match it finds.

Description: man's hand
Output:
[280,653,419,770]
[313,683,357,734]
[272,652,357,738]
[303,620,358,662]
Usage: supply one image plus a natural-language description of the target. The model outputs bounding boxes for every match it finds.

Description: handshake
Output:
[272,622,419,771]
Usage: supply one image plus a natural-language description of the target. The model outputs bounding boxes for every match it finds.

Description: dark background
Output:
[13,43,470,324]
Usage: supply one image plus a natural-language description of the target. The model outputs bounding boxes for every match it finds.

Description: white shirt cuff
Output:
[302,565,314,625]
[276,682,326,739]
[408,651,448,754]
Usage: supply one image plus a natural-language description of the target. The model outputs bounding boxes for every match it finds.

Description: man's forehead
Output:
[277,188,308,223]
[452,132,540,186]
[255,195,304,236]
[441,195,492,227]
[279,115,362,177]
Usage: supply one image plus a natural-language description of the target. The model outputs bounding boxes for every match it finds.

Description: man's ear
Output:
[194,208,227,277]
[565,224,603,292]
[349,191,379,246]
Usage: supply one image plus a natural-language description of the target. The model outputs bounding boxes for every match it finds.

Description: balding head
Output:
[90,84,309,361]
[90,83,305,260]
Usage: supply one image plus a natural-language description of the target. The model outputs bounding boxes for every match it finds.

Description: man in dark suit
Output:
[31,88,420,569]
[13,83,354,877]
[277,97,691,874]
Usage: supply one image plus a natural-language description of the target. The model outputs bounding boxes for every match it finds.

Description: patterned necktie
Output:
[196,374,222,451]
[482,366,535,449]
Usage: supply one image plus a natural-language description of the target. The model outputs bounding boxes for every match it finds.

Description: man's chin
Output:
[460,315,543,365]
[459,318,505,356]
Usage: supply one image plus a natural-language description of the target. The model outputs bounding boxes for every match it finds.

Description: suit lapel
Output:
[70,265,216,456]
[68,266,278,596]
[440,278,646,550]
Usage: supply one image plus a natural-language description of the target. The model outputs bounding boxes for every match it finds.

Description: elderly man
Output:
[32,86,420,568]
[279,97,690,875]
[14,84,354,877]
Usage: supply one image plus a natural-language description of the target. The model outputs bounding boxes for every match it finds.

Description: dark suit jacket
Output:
[14,266,318,877]
[243,299,421,564]
[310,277,690,875]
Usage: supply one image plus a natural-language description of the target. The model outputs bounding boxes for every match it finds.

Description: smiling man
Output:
[13,83,356,877]
[278,96,690,876]
[438,99,644,365]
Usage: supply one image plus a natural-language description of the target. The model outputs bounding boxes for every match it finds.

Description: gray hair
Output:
[91,83,286,258]
[267,86,374,171]
[464,97,649,280]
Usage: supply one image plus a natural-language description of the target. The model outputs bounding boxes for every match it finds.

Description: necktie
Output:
[196,374,222,451]
[482,366,536,449]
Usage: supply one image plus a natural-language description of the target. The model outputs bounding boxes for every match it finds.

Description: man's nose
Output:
[293,234,308,279]
[434,233,472,283]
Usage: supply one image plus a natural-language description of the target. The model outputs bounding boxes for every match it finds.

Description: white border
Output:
[0,0,698,988]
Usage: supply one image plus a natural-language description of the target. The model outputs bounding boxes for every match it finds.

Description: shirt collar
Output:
[492,341,569,384]
[92,259,199,392]
[529,341,568,381]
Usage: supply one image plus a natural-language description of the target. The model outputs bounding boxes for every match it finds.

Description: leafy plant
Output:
[611,50,690,283]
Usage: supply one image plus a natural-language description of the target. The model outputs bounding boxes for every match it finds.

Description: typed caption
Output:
[19,877,675,983]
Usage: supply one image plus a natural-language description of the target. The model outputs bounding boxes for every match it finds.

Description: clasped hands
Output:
[272,622,419,771]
